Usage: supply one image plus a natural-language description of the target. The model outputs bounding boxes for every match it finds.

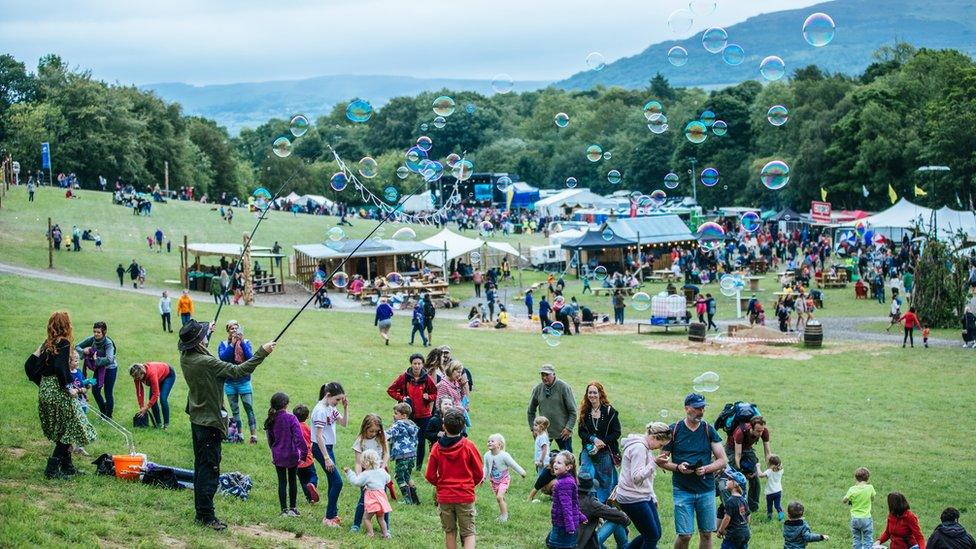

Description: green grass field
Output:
[1,268,974,547]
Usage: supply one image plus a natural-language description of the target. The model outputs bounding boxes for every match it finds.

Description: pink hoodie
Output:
[615,434,658,505]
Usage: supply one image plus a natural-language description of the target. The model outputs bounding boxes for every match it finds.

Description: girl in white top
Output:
[758,454,784,520]
[343,449,392,538]
[311,382,347,526]
[483,434,526,522]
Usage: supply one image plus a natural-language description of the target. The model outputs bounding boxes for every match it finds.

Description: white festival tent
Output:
[935,206,976,241]
[534,188,617,217]
[846,198,976,243]
[274,191,302,206]
[421,228,526,269]
[399,190,436,213]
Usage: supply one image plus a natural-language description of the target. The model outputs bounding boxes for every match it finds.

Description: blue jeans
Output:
[580,451,617,503]
[555,436,573,453]
[148,366,177,426]
[620,500,662,548]
[410,322,428,346]
[91,367,117,418]
[673,487,717,535]
[297,464,318,502]
[850,517,873,549]
[180,313,191,326]
[597,521,629,548]
[720,531,749,549]
[547,525,578,548]
[614,308,624,324]
[412,417,429,470]
[312,443,343,519]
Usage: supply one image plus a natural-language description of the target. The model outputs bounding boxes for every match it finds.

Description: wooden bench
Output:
[252,276,283,294]
[592,287,636,297]
[638,322,691,334]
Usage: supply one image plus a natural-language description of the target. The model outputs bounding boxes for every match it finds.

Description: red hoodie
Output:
[425,435,484,504]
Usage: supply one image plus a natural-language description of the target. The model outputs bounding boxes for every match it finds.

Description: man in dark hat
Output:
[178,320,277,530]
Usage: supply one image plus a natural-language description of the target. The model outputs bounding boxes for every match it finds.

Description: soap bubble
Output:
[405,146,428,173]
[543,324,563,347]
[252,187,272,200]
[603,152,612,160]
[386,272,404,285]
[697,221,726,251]
[452,159,474,181]
[553,296,566,308]
[358,157,378,178]
[692,371,720,392]
[689,0,716,15]
[664,172,680,189]
[701,28,728,54]
[802,12,835,47]
[650,189,668,206]
[700,110,716,127]
[586,52,607,71]
[271,136,292,158]
[684,121,708,144]
[332,271,349,289]
[383,186,399,202]
[396,166,410,179]
[421,160,444,183]
[565,177,578,189]
[496,175,513,191]
[586,144,603,162]
[432,96,456,117]
[632,292,652,311]
[328,227,346,242]
[660,409,669,418]
[668,9,694,34]
[637,194,653,208]
[760,56,786,81]
[554,112,570,128]
[711,120,728,136]
[466,103,476,114]
[492,74,515,94]
[700,167,719,187]
[416,135,433,152]
[470,251,481,264]
[445,153,461,168]
[421,123,429,132]
[767,105,789,127]
[289,114,309,137]
[667,46,689,67]
[607,170,622,185]
[593,266,608,281]
[642,100,664,119]
[722,44,745,66]
[740,211,762,233]
[330,172,348,192]
[760,160,791,190]
[602,228,615,241]
[392,227,417,241]
[647,113,669,134]
[346,98,373,123]
[433,116,447,129]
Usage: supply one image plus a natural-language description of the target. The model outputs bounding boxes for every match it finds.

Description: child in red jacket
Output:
[877,491,926,549]
[425,407,484,549]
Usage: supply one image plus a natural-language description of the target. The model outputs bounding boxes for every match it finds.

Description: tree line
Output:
[2,44,974,212]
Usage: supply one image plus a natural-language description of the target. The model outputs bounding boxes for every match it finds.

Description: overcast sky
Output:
[1,0,823,85]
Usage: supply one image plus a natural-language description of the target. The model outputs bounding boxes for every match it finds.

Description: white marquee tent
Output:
[534,188,617,217]
[421,229,525,269]
[400,190,436,213]
[845,198,976,243]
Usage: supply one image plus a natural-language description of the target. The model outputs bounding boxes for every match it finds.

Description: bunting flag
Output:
[888,184,898,204]
[862,185,870,198]
[820,187,828,201]
[914,184,927,197]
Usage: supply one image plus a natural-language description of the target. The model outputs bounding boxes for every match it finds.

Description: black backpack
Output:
[25,353,44,386]
[714,401,761,437]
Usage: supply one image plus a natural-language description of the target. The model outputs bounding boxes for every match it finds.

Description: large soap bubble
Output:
[650,189,667,207]
[607,170,622,185]
[586,52,607,71]
[767,105,789,127]
[802,13,835,47]
[392,227,417,241]
[668,46,689,67]
[565,177,578,189]
[329,172,348,192]
[327,226,346,242]
[668,9,694,34]
[684,121,708,144]
[543,323,564,347]
[701,28,728,54]
[760,160,791,190]
[740,211,762,233]
[272,136,292,158]
[554,112,570,128]
[632,292,652,311]
[697,222,726,252]
[432,96,456,117]
[700,167,720,187]
[722,44,744,66]
[664,172,680,189]
[647,113,669,134]
[593,266,608,281]
[358,157,378,178]
[760,56,786,81]
[586,144,604,162]
[289,114,309,137]
[693,371,720,392]
[642,100,664,120]
[346,98,373,123]
[711,120,728,136]
[492,74,515,94]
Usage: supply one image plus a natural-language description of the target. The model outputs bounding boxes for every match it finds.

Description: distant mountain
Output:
[142,75,548,135]
[556,0,976,90]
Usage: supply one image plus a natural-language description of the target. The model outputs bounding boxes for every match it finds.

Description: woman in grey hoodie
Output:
[616,421,672,548]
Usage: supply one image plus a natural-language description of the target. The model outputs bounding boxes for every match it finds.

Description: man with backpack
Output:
[726,415,770,513]
[422,293,436,345]
[656,393,727,549]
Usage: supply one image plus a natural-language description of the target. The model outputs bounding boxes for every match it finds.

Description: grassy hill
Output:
[557,0,976,90]
[143,75,548,135]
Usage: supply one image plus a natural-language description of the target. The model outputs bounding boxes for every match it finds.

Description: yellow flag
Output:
[820,187,827,201]
[888,184,897,204]
[914,184,927,197]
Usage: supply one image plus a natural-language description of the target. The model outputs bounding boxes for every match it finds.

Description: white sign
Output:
[11,161,20,174]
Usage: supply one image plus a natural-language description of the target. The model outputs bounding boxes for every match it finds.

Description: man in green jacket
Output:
[178,320,277,530]
[526,364,578,452]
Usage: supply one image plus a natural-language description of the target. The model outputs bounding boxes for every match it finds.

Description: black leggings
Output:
[276,466,298,511]
[903,327,914,347]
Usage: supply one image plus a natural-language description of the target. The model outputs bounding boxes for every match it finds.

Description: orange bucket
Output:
[112,454,146,481]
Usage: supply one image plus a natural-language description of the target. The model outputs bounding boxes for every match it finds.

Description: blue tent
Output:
[506,182,540,209]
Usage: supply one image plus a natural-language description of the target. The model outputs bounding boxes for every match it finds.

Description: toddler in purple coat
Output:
[265,392,308,517]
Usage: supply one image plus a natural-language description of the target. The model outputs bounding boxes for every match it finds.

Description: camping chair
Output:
[854,281,868,299]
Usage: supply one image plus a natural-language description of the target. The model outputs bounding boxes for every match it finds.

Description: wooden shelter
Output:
[292,238,442,290]
[179,235,286,304]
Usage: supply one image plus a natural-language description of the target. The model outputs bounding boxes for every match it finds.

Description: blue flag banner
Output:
[41,142,51,169]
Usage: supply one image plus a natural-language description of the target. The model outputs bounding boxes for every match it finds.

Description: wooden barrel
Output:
[689,323,706,343]
[804,322,823,348]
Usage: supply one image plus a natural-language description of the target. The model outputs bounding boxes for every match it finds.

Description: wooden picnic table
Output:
[653,269,679,282]
[592,286,636,297]
[638,322,691,334]
[360,282,449,300]
[745,276,765,292]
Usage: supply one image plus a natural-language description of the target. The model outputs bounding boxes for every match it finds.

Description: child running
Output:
[547,450,587,548]
[264,392,307,517]
[783,501,829,548]
[293,404,319,504]
[482,433,526,522]
[842,467,876,549]
[343,449,392,539]
[387,403,420,504]
[758,454,784,520]
[351,413,391,534]
[312,382,347,527]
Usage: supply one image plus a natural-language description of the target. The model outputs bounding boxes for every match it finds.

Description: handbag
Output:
[25,352,44,386]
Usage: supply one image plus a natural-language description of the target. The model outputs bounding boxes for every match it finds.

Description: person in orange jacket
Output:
[177,289,194,326]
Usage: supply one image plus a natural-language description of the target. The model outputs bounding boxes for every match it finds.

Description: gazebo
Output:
[559,229,637,277]
[292,238,441,290]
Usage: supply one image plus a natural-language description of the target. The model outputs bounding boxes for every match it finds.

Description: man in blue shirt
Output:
[657,393,728,549]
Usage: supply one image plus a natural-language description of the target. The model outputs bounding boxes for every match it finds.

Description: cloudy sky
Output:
[1,0,822,85]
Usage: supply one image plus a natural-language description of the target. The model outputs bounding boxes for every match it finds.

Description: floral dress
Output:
[36,342,97,446]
